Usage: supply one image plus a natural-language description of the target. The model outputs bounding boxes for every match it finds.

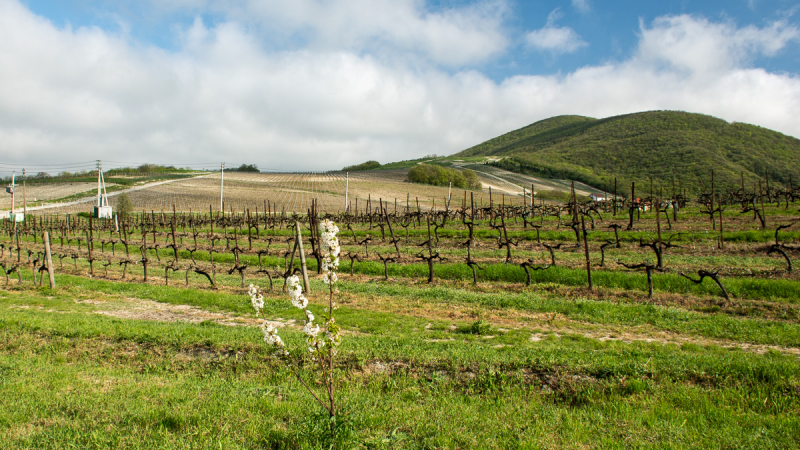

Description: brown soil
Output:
[87,297,285,329]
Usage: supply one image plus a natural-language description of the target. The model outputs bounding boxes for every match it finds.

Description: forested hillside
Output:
[456,111,800,194]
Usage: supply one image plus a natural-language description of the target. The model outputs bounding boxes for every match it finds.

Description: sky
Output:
[1,0,800,174]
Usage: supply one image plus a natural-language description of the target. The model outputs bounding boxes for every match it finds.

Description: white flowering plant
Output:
[247,284,264,316]
[247,219,342,422]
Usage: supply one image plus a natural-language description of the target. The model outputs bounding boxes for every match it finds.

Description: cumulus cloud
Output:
[1,1,800,173]
[636,14,800,76]
[157,0,510,67]
[525,9,588,54]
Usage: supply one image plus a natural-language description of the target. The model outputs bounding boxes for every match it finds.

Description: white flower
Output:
[287,275,308,309]
[261,322,285,349]
[320,220,341,261]
[251,293,264,315]
[292,294,308,309]
[318,221,341,287]
[303,322,320,337]
[257,219,344,364]
[323,272,339,285]
[322,256,340,273]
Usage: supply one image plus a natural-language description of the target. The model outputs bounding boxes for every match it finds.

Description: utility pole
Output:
[220,162,225,212]
[345,171,349,212]
[96,160,102,208]
[9,171,16,216]
[22,168,26,218]
[93,160,111,218]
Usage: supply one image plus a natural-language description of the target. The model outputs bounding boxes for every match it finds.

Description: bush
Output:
[407,164,481,189]
[115,193,134,220]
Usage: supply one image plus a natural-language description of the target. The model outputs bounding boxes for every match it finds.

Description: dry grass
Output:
[6,167,555,215]
[0,182,106,210]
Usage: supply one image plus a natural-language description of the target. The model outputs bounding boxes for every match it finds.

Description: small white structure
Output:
[589,193,606,202]
[5,172,24,222]
[94,160,113,219]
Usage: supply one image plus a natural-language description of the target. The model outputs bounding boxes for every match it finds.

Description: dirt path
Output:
[69,292,800,359]
[80,297,290,330]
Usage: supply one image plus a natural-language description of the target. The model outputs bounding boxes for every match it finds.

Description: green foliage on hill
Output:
[343,160,382,171]
[456,111,800,194]
[407,164,481,189]
[535,189,588,203]
[108,164,197,175]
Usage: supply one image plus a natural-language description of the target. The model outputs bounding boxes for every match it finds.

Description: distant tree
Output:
[462,169,481,190]
[116,193,134,220]
[232,164,260,173]
[137,163,158,173]
[343,161,382,171]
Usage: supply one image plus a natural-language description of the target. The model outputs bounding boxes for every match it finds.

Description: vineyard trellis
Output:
[2,171,799,302]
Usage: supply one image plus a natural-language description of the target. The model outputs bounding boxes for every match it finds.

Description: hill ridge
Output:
[454,110,800,194]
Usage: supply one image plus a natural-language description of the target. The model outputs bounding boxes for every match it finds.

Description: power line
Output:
[0,160,97,167]
[0,163,97,170]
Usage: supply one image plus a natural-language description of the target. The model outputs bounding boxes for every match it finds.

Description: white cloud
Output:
[525,26,588,53]
[572,0,590,13]
[1,2,800,173]
[158,0,511,67]
[636,15,800,76]
[525,9,587,53]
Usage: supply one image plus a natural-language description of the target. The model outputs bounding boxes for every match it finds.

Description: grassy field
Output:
[1,275,798,449]
[1,199,799,448]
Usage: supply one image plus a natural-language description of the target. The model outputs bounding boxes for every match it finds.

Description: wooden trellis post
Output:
[296,221,311,294]
[44,231,55,289]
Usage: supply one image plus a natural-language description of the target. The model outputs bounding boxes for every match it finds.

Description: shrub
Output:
[407,164,481,189]
[115,193,134,219]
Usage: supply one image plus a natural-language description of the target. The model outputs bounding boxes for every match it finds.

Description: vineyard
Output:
[1,172,799,448]
[4,165,603,217]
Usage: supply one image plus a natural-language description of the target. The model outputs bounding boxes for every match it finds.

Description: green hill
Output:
[455,111,800,195]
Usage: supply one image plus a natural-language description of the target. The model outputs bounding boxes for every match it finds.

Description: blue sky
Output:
[3,0,800,173]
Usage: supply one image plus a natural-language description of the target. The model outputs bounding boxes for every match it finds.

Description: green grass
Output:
[3,201,800,447]
[1,278,799,448]
[338,280,800,347]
